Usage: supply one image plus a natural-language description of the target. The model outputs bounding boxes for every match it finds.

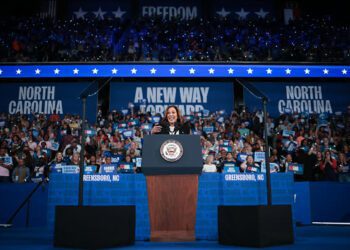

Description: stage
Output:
[0,226,350,250]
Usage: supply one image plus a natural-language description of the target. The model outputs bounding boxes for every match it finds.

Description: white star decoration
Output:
[93,7,106,20]
[16,69,21,75]
[111,68,118,74]
[228,68,234,74]
[236,8,249,19]
[285,68,291,75]
[208,68,215,74]
[74,7,87,19]
[113,7,126,19]
[73,68,79,74]
[35,69,41,75]
[217,8,230,18]
[323,69,329,74]
[131,68,137,74]
[54,68,60,74]
[170,68,176,74]
[189,68,196,74]
[247,68,253,74]
[92,68,98,74]
[255,8,269,18]
[150,68,156,74]
[266,68,272,74]
[304,68,310,74]
[342,69,347,75]
[0,69,2,75]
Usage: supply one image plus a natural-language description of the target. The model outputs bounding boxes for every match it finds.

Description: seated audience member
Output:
[0,156,12,182]
[12,158,30,183]
[240,155,259,173]
[203,155,217,173]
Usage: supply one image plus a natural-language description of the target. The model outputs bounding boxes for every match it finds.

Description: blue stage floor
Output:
[0,226,350,250]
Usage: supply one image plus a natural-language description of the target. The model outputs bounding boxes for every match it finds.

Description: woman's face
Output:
[56,153,63,161]
[247,155,254,164]
[166,107,178,125]
[316,151,322,159]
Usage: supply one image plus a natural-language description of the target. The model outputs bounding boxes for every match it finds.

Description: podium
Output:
[142,135,202,241]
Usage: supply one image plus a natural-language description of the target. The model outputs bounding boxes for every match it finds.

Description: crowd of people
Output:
[1,14,349,62]
[1,104,350,183]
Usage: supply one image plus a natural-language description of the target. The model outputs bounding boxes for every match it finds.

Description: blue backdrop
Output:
[0,82,98,122]
[244,82,350,117]
[110,82,234,116]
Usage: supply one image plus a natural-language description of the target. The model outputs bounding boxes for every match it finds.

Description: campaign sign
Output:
[223,163,240,173]
[237,153,248,162]
[0,82,98,122]
[84,165,97,174]
[85,129,97,136]
[100,164,117,174]
[244,82,350,117]
[261,162,279,173]
[31,173,44,183]
[32,129,39,138]
[254,152,266,162]
[183,115,194,122]
[340,165,349,173]
[110,154,123,164]
[284,140,298,153]
[245,165,260,173]
[118,122,128,128]
[51,163,66,173]
[3,156,13,165]
[118,162,134,173]
[140,123,152,131]
[110,82,233,116]
[50,142,60,151]
[202,109,210,117]
[287,163,304,175]
[238,128,249,138]
[149,116,161,123]
[282,130,295,137]
[128,119,139,127]
[219,145,232,152]
[133,157,142,168]
[62,165,80,174]
[122,130,134,138]
[203,126,214,134]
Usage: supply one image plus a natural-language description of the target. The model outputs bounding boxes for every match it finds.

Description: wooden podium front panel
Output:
[146,175,198,242]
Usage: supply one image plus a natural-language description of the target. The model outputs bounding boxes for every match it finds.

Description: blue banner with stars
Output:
[213,0,274,19]
[69,0,130,20]
[0,64,348,78]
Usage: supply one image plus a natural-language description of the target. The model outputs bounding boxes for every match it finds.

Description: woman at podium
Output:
[151,105,191,135]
